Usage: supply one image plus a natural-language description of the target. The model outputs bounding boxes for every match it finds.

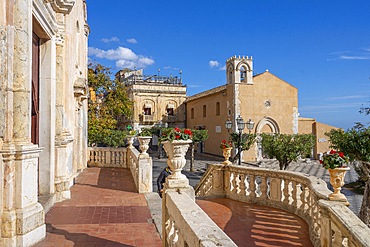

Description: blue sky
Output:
[86,0,370,130]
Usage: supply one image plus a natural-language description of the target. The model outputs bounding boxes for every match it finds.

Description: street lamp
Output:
[226,116,254,165]
[236,116,245,166]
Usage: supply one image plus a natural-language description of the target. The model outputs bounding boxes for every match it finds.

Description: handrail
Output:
[163,190,237,246]
[195,164,370,247]
[87,147,127,168]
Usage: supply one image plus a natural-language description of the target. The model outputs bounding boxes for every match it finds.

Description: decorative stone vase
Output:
[138,136,152,158]
[328,167,350,205]
[162,140,192,181]
[126,135,135,148]
[222,147,232,165]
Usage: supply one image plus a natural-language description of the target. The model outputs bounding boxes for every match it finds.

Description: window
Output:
[167,108,174,115]
[143,107,151,115]
[191,108,194,119]
[216,102,220,116]
[143,103,152,115]
[203,105,206,117]
[240,67,246,82]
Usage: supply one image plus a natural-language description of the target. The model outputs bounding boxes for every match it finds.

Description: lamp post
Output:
[225,116,254,165]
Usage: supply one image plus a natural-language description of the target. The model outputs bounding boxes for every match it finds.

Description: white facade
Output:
[0,0,89,246]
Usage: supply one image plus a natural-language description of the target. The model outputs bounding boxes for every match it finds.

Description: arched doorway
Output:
[255,117,280,161]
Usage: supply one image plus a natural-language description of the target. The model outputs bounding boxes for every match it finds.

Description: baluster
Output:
[269,177,281,201]
[239,173,246,197]
[292,181,298,209]
[283,179,289,205]
[249,175,256,199]
[260,176,268,200]
[232,172,238,195]
[299,184,306,211]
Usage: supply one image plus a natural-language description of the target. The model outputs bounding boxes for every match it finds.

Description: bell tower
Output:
[226,55,253,85]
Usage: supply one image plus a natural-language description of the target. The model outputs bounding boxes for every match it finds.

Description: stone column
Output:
[1,0,45,246]
[54,23,73,202]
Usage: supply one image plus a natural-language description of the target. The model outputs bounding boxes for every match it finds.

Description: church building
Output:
[186,55,335,161]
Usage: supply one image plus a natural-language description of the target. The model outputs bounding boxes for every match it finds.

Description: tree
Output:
[189,130,209,172]
[261,133,315,170]
[229,133,257,163]
[326,125,370,227]
[88,62,132,147]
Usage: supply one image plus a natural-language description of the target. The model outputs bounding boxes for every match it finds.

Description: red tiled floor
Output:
[197,198,314,247]
[34,168,161,247]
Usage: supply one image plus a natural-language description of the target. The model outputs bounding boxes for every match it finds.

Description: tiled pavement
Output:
[34,151,362,246]
[197,198,313,247]
[34,168,161,247]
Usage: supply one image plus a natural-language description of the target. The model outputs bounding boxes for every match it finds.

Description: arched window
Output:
[203,105,206,117]
[240,66,246,82]
[216,102,220,116]
[191,108,194,119]
[166,103,174,115]
[143,103,152,115]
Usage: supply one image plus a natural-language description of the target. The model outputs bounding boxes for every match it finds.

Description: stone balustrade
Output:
[195,164,370,247]
[87,147,127,168]
[87,146,152,193]
[163,190,237,246]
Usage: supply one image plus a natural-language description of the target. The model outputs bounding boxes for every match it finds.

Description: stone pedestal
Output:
[0,144,45,247]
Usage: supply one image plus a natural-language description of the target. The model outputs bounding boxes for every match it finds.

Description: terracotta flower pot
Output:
[222,147,232,165]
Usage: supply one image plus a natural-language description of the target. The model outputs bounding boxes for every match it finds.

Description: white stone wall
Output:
[0,1,88,246]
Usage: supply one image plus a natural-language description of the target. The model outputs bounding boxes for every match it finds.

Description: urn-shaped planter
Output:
[162,140,192,182]
[222,147,232,165]
[138,136,152,158]
[328,167,350,205]
[126,135,135,148]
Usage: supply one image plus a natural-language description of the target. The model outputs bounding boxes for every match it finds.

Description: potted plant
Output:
[159,127,193,182]
[320,150,350,204]
[220,140,233,165]
[137,128,152,157]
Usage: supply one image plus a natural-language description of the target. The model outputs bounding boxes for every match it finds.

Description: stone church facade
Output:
[0,0,89,246]
[186,56,335,161]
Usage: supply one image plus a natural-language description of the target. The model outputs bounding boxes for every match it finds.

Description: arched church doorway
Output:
[255,117,280,161]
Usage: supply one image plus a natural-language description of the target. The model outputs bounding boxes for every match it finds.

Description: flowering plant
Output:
[159,127,193,142]
[220,140,233,149]
[320,150,349,169]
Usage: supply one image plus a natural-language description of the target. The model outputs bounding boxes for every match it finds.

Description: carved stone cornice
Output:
[46,0,75,14]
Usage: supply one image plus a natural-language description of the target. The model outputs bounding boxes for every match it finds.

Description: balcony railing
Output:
[195,164,370,247]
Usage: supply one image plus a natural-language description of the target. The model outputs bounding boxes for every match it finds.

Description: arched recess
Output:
[142,99,155,115]
[165,100,177,116]
[256,117,280,134]
[255,117,280,161]
[236,62,251,73]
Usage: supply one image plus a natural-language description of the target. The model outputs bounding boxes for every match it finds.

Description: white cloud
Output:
[328,48,370,61]
[339,55,370,60]
[209,60,220,68]
[101,37,120,43]
[127,38,138,44]
[326,95,367,101]
[88,46,155,69]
